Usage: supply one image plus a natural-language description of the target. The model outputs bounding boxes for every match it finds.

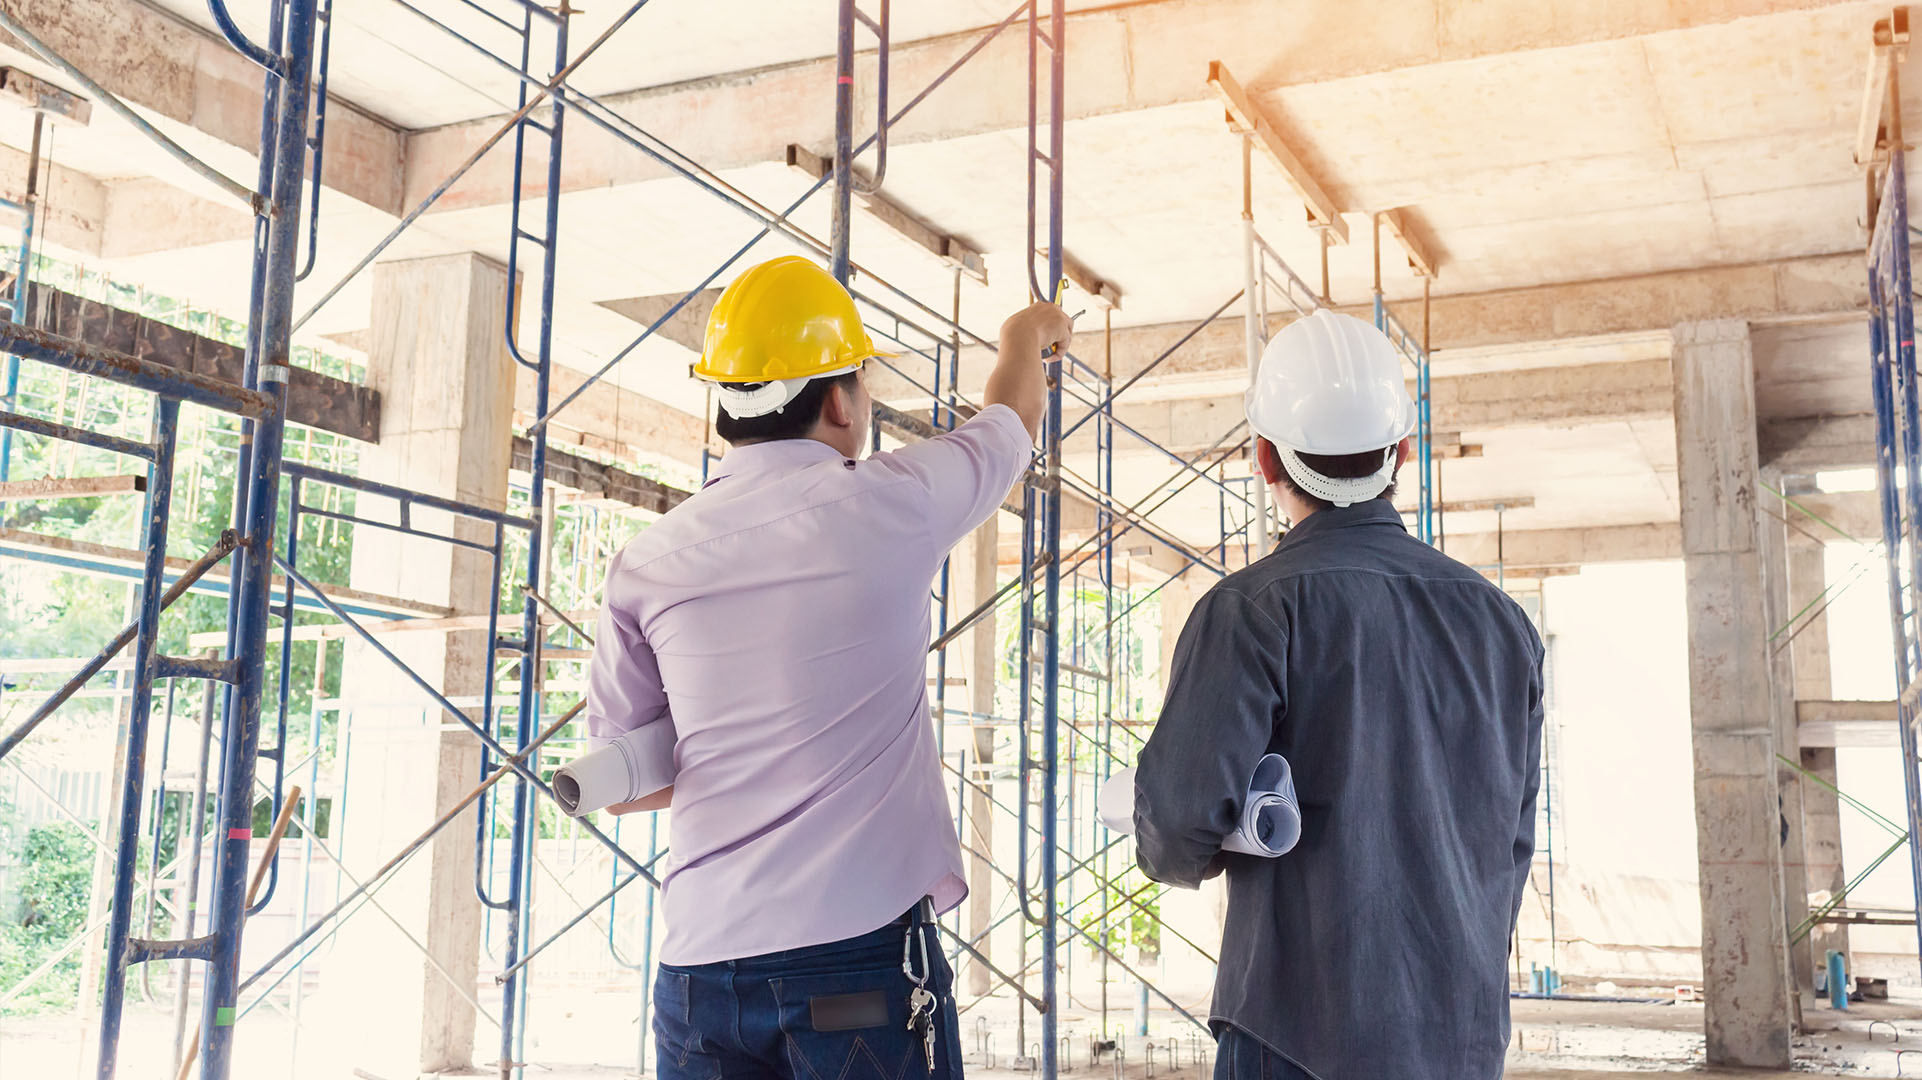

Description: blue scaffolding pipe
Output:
[194,0,317,1073]
[0,4,1328,1073]
[292,0,658,332]
[524,2,1035,434]
[1056,290,1245,446]
[0,112,39,487]
[498,9,570,1071]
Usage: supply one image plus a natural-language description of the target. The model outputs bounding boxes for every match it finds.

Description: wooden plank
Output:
[1376,208,1438,278]
[0,526,449,619]
[785,145,988,283]
[1854,12,1905,167]
[1207,60,1349,244]
[189,607,598,648]
[1043,248,1122,310]
[0,474,145,500]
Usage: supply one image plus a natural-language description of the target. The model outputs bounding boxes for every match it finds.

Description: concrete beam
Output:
[0,0,403,214]
[513,437,690,515]
[596,291,719,354]
[1764,489,1882,546]
[1758,414,1877,472]
[99,176,250,258]
[11,277,382,441]
[871,255,1867,405]
[514,364,709,472]
[1440,523,1681,569]
[406,0,1856,215]
[0,139,103,255]
[1796,699,1899,748]
[1103,358,1672,457]
[1429,492,1878,572]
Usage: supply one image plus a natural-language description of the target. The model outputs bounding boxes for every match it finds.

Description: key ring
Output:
[902,904,932,990]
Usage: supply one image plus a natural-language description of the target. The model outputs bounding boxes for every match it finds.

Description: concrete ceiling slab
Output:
[142,0,1116,130]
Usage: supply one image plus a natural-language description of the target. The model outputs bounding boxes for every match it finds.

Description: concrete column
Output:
[958,514,998,996]
[1670,318,1794,1068]
[1789,541,1851,976]
[1759,477,1810,1021]
[329,253,514,1075]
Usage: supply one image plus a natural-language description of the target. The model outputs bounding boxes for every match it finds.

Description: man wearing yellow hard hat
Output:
[586,255,1072,1080]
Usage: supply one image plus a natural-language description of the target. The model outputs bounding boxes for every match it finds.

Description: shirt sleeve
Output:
[870,403,1032,553]
[1134,585,1287,889]
[584,560,671,751]
[1512,638,1546,925]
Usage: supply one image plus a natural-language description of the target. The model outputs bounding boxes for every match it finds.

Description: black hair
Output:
[1266,438,1400,513]
[713,371,859,446]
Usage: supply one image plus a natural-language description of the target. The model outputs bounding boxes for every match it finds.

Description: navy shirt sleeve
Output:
[1134,585,1287,889]
[1512,637,1546,924]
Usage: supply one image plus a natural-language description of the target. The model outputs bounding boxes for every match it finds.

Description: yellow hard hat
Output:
[694,256,894,417]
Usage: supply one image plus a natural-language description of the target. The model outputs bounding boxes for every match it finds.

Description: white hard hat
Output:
[1244,309,1417,507]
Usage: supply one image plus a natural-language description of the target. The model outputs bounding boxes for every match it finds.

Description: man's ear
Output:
[1395,436,1412,470]
[819,380,854,430]
[1255,437,1284,484]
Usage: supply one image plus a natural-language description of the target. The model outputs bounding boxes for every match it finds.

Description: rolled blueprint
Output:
[1219,753,1301,857]
[553,721,677,818]
[1097,767,1137,834]
[1096,753,1301,858]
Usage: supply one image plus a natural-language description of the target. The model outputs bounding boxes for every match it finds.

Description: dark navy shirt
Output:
[1135,499,1544,1080]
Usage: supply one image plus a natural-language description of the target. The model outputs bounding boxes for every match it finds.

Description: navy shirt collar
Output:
[1277,498,1407,549]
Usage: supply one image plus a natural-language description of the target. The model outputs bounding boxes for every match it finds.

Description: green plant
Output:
[0,819,94,1012]
[1078,864,1161,965]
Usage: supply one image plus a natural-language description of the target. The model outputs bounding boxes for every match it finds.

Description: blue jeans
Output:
[1214,1025,1318,1080]
[654,916,962,1080]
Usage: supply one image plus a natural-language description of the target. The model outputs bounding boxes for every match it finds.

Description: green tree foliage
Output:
[0,815,93,1012]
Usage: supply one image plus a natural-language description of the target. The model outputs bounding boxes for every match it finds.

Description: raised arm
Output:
[987,301,1076,439]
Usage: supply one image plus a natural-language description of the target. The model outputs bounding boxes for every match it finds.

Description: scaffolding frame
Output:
[0,3,1452,1079]
[1863,36,1922,984]
[0,3,314,1078]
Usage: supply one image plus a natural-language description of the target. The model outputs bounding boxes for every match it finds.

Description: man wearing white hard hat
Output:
[1132,310,1545,1080]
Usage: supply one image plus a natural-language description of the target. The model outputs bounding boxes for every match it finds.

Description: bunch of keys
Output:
[906,983,937,1075]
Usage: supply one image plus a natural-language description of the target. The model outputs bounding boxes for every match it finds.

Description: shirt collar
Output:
[1277,498,1407,549]
[705,437,850,487]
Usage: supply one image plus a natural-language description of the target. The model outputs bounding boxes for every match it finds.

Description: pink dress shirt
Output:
[586,404,1031,965]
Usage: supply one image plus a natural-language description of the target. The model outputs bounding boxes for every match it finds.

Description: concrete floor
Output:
[10,994,1922,1078]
